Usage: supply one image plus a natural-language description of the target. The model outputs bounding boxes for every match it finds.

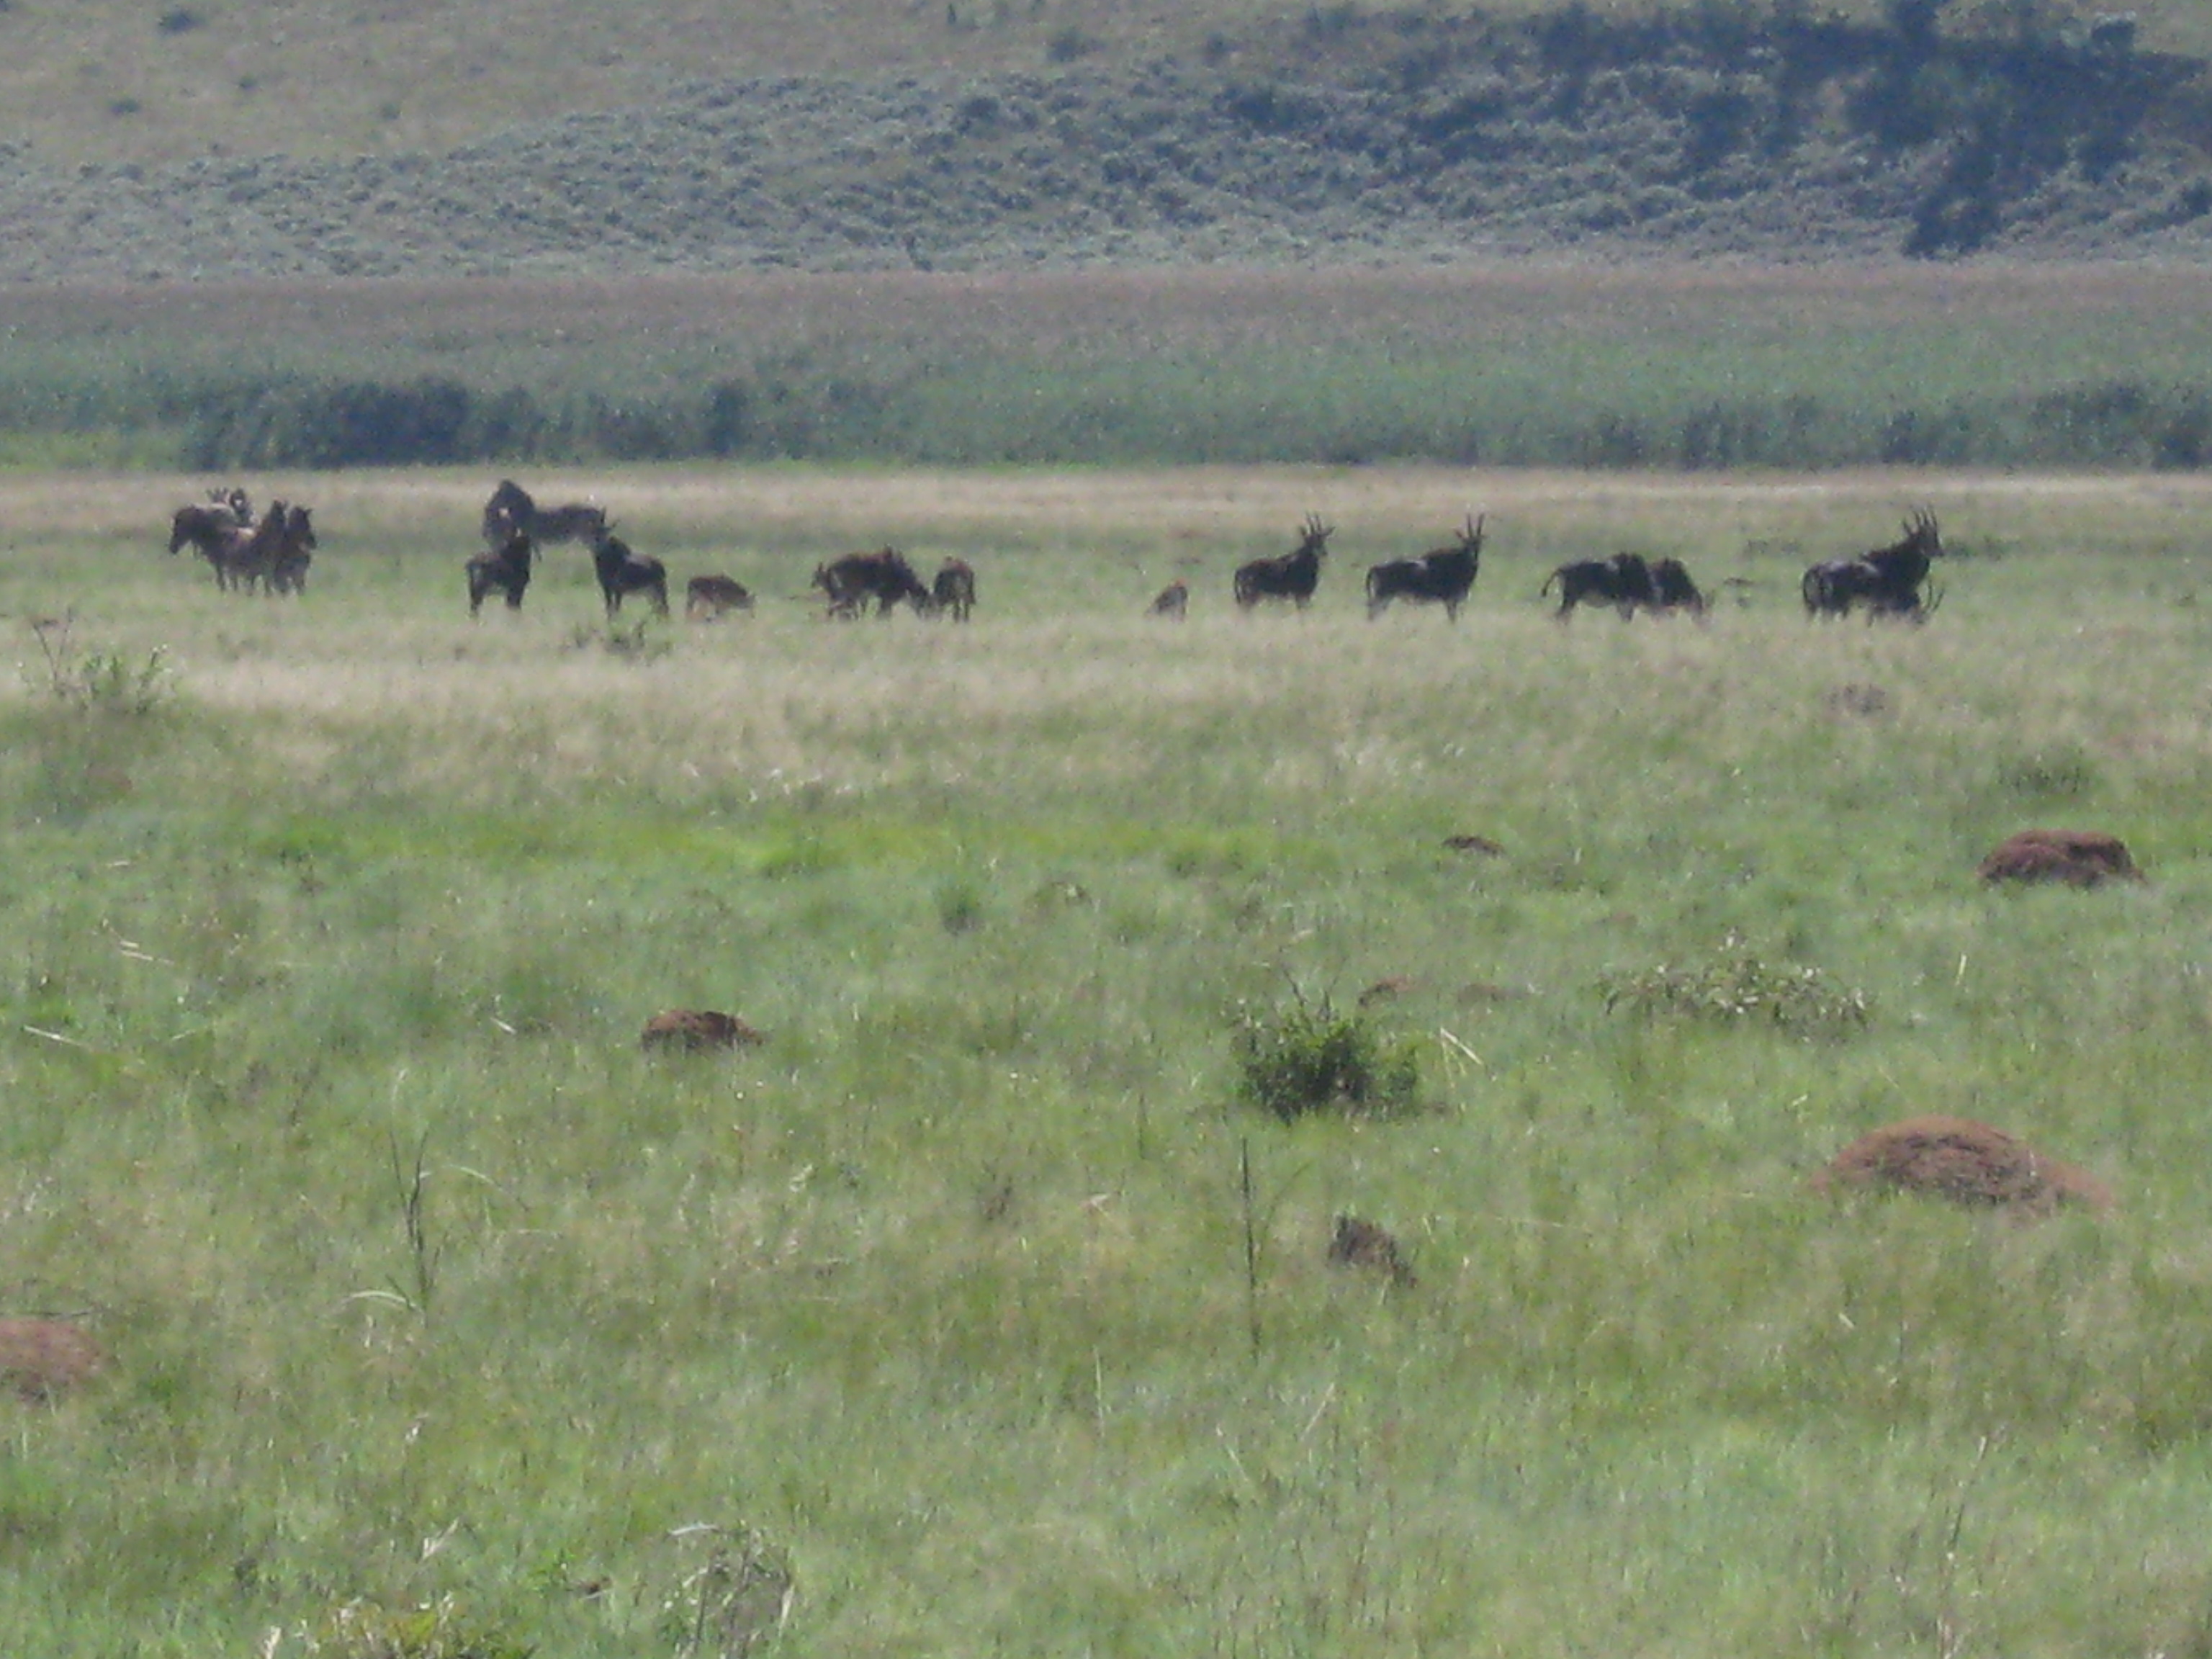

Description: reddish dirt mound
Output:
[1813,1115,2113,1217]
[639,1010,767,1053]
[1327,1215,1417,1287]
[0,1319,105,1401]
[1979,829,2143,888]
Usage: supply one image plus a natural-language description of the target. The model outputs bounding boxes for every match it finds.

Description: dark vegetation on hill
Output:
[6,1,2212,468]
[7,1,2208,282]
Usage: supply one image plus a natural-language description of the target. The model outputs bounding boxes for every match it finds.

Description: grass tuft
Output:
[1233,990,1423,1121]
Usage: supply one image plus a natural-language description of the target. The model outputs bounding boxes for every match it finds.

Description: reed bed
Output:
[8,264,2212,472]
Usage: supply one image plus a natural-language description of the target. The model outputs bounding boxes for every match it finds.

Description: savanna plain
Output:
[8,458,2212,1656]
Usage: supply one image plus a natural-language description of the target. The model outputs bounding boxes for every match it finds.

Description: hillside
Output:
[1,1,2209,281]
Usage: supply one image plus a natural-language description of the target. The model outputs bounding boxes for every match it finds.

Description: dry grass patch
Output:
[0,1318,106,1402]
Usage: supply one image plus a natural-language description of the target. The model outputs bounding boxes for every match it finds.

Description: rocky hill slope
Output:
[2,6,2208,282]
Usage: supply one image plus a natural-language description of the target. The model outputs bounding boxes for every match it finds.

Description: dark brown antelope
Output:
[1366,515,1484,620]
[1234,514,1332,611]
[931,558,977,621]
[1802,510,1944,621]
[592,529,668,617]
[1542,551,1655,620]
[467,529,535,616]
[813,547,931,619]
[480,478,608,551]
[1646,556,1707,618]
[266,504,318,596]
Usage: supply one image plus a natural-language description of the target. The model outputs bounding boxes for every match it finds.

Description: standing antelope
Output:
[1365,515,1484,620]
[1233,514,1333,610]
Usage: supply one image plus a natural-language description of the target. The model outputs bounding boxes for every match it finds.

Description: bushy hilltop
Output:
[1,2,2209,281]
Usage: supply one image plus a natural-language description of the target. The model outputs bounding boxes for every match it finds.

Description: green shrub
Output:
[1233,994,1421,1121]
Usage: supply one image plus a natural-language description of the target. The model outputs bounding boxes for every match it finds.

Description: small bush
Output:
[23,613,171,716]
[1601,932,1870,1038]
[1046,27,1097,62]
[1233,995,1421,1121]
[935,875,989,935]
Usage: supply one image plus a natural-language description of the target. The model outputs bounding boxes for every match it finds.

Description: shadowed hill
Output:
[0,3,2208,281]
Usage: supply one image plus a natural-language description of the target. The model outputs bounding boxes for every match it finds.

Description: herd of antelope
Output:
[166,488,318,595]
[1179,505,1943,623]
[165,480,1948,626]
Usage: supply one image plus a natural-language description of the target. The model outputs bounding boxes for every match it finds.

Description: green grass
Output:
[7,264,2212,470]
[5,464,2212,1652]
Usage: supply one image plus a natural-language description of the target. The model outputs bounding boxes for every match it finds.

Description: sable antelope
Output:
[685,574,754,620]
[171,499,290,593]
[1647,556,1707,617]
[1542,550,1655,619]
[1803,510,1944,621]
[1234,514,1333,611]
[168,503,233,559]
[467,529,535,616]
[592,529,668,617]
[1148,579,1189,618]
[168,498,251,587]
[266,504,318,596]
[480,478,608,551]
[813,547,931,618]
[931,557,977,621]
[205,485,253,526]
[1366,514,1484,619]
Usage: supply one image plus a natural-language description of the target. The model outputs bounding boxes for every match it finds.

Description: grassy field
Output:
[15,0,2207,167]
[4,463,2212,1654]
[10,263,2212,471]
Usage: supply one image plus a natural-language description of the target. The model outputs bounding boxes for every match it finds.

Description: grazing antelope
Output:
[1542,551,1655,619]
[812,547,931,619]
[931,557,977,621]
[1147,578,1189,618]
[1234,513,1333,611]
[1646,557,1707,618]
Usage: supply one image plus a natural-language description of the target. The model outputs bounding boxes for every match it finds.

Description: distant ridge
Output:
[2,9,2208,280]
